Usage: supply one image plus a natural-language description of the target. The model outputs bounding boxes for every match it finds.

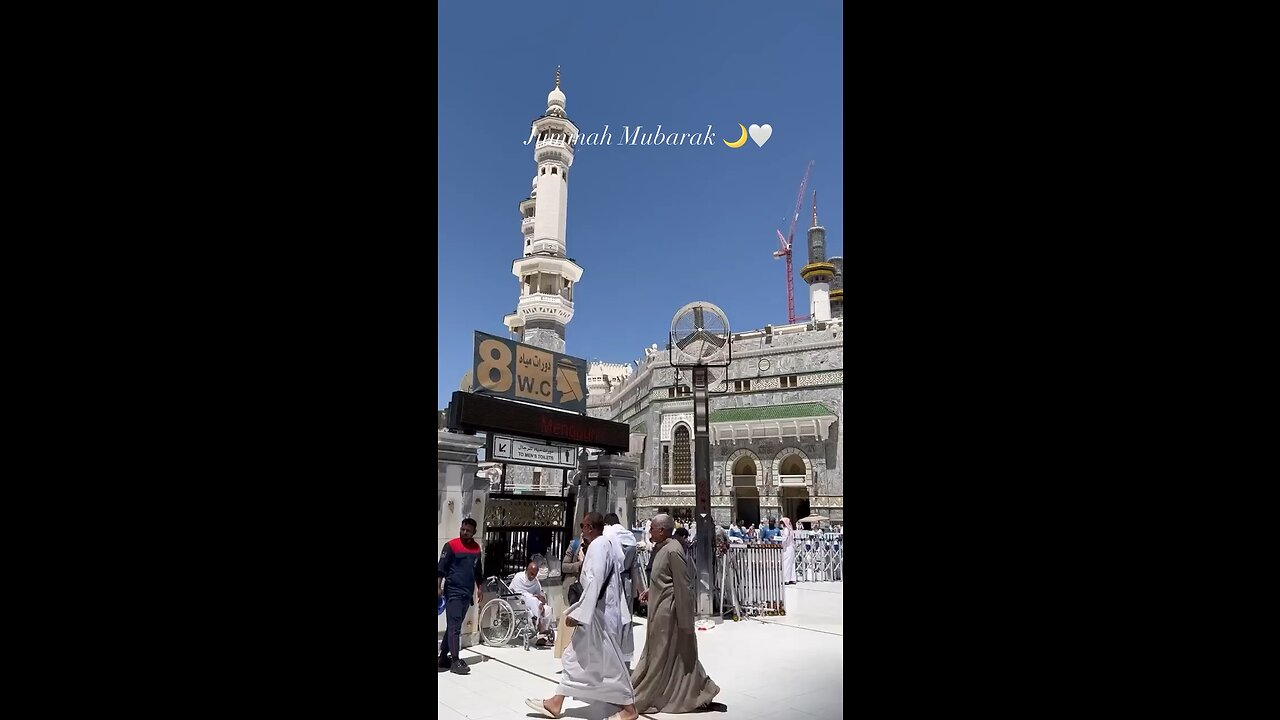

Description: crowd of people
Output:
[439,512,725,719]
[439,511,837,716]
[632,516,843,545]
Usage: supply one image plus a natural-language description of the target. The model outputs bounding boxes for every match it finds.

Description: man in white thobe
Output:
[509,559,553,637]
[781,516,798,584]
[604,512,641,668]
[527,512,638,720]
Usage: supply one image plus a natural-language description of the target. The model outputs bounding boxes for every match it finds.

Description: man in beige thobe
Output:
[630,514,720,714]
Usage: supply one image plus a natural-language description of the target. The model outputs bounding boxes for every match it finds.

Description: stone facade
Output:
[522,327,565,354]
[586,318,844,528]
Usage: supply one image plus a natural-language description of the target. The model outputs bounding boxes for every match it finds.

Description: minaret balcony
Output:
[532,115,578,138]
[800,262,836,283]
[521,216,535,234]
[528,238,563,254]
[535,145,574,166]
[535,137,573,151]
[512,254,584,283]
[515,292,575,324]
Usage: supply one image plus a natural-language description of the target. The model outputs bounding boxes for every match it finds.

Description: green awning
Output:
[709,403,835,423]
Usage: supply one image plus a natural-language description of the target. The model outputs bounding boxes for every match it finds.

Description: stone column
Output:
[437,430,488,648]
[574,453,638,526]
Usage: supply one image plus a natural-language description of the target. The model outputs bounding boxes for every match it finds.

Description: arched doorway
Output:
[773,449,812,527]
[781,487,809,528]
[729,453,762,528]
[733,488,760,527]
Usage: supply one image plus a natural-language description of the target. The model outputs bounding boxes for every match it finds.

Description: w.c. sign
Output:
[471,331,588,414]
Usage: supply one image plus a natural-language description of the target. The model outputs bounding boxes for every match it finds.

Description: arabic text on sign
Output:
[515,347,554,403]
[514,442,560,464]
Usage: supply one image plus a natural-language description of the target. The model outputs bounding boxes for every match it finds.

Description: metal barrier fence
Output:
[795,533,844,582]
[718,545,785,618]
[632,538,843,619]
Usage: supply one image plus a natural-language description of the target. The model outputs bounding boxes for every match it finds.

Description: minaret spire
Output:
[555,66,561,89]
[812,191,818,227]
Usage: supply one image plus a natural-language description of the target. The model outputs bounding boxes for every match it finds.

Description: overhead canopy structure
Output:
[710,402,838,444]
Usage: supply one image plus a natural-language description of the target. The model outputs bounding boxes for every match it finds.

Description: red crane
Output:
[774,160,814,324]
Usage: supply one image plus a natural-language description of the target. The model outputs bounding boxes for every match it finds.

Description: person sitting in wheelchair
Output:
[509,559,554,644]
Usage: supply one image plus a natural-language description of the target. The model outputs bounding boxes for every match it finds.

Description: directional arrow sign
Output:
[489,435,513,460]
[486,434,576,469]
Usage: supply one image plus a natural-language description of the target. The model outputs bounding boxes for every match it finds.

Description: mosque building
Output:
[495,70,844,528]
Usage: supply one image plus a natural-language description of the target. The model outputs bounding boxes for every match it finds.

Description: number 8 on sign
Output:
[476,339,513,392]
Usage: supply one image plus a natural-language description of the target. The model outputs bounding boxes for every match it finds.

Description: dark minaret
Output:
[800,191,836,322]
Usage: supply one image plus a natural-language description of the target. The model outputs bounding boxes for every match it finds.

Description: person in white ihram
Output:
[603,512,642,669]
[509,558,554,643]
[527,511,638,720]
[780,516,798,585]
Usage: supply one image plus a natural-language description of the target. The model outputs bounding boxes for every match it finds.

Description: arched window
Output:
[551,167,558,175]
[541,167,547,175]
[779,456,806,475]
[563,171,568,181]
[672,426,691,484]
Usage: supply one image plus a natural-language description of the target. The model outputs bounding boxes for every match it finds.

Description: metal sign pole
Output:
[665,301,732,625]
[693,366,713,620]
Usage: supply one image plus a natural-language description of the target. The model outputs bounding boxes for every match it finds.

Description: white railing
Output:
[535,138,571,150]
[715,545,785,618]
[517,292,573,309]
[634,540,839,619]
[795,533,843,582]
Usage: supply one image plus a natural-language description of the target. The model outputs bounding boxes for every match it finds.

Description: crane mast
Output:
[774,161,814,323]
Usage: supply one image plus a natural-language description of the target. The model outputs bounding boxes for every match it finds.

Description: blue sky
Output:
[439,1,843,408]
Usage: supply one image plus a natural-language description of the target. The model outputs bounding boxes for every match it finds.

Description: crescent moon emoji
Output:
[723,123,748,148]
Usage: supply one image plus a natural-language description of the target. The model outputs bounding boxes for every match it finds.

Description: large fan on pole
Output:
[669,301,732,368]
[667,300,731,625]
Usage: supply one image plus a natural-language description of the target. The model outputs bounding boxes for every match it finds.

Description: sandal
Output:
[524,699,561,718]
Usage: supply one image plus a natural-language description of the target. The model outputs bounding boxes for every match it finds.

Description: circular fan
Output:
[669,301,731,366]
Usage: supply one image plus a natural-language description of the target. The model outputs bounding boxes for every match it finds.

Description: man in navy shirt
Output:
[438,518,484,674]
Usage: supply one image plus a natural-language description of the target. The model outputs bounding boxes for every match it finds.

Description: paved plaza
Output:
[437,593,844,720]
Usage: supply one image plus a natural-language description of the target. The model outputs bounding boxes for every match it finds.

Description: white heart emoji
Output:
[748,124,772,147]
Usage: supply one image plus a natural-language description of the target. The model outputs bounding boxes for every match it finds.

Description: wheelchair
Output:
[477,574,555,651]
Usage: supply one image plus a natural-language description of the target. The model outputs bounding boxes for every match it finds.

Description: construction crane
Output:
[774,160,814,324]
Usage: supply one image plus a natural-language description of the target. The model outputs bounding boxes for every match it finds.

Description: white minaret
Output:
[503,67,584,353]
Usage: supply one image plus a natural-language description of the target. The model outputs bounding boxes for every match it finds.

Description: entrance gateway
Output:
[445,389,631,577]
[445,332,630,579]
